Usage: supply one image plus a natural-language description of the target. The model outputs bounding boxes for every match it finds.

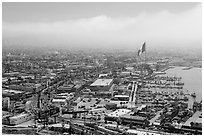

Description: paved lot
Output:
[183,111,202,126]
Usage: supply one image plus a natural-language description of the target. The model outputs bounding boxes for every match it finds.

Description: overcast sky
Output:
[2,2,202,50]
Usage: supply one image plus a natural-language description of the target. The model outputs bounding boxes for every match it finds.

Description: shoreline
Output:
[162,66,202,73]
[160,66,174,72]
[170,65,202,69]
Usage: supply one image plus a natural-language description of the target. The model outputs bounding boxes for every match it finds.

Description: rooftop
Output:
[114,95,129,98]
[99,74,108,78]
[127,129,159,135]
[90,79,113,87]
[52,98,66,103]
[121,113,147,121]
[48,123,70,129]
[106,109,131,117]
[3,89,24,94]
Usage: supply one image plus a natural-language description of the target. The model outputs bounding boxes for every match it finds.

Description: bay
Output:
[164,66,202,102]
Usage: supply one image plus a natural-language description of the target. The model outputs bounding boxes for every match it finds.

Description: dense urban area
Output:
[2,48,202,135]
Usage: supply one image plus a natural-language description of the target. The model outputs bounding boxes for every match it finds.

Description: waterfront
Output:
[2,2,202,135]
[164,67,202,102]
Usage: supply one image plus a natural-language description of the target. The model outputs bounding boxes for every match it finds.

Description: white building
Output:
[106,109,131,118]
[90,79,113,91]
[9,113,33,125]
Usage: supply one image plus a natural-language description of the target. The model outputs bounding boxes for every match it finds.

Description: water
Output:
[164,66,202,102]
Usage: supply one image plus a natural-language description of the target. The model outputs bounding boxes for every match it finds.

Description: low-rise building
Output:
[57,84,75,93]
[105,109,131,121]
[9,113,33,125]
[2,97,10,110]
[90,79,113,91]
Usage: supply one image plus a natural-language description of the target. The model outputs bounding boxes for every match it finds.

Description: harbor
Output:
[2,2,202,135]
[2,63,202,135]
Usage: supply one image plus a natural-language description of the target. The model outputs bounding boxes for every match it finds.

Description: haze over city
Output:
[2,2,202,51]
[2,2,202,135]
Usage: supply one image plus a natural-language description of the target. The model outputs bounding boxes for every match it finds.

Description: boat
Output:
[191,92,196,98]
[154,71,166,75]
[176,82,184,86]
[182,67,192,70]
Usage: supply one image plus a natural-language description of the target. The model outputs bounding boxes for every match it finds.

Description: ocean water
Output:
[164,67,202,102]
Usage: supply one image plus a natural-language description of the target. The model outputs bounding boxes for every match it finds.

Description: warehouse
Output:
[90,79,113,91]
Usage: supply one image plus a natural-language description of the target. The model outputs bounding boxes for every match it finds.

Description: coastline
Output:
[160,66,174,72]
[162,66,201,72]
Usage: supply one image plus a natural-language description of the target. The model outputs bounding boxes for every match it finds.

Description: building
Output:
[2,78,8,84]
[2,89,24,100]
[7,83,43,93]
[90,79,113,91]
[105,102,117,110]
[112,95,129,101]
[2,97,10,110]
[120,71,131,77]
[52,93,74,106]
[99,74,108,78]
[3,72,20,77]
[125,129,160,135]
[120,114,149,126]
[2,111,12,125]
[105,109,131,121]
[9,113,33,125]
[57,84,75,93]
[125,67,134,72]
[48,123,70,132]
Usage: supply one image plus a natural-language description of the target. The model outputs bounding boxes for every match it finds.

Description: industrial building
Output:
[90,79,113,91]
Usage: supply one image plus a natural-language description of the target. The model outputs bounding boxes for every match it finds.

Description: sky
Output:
[2,2,202,51]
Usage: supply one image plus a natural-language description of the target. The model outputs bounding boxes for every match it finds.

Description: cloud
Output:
[2,4,201,50]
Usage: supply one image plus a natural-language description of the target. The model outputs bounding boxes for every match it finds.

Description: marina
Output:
[164,67,202,102]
